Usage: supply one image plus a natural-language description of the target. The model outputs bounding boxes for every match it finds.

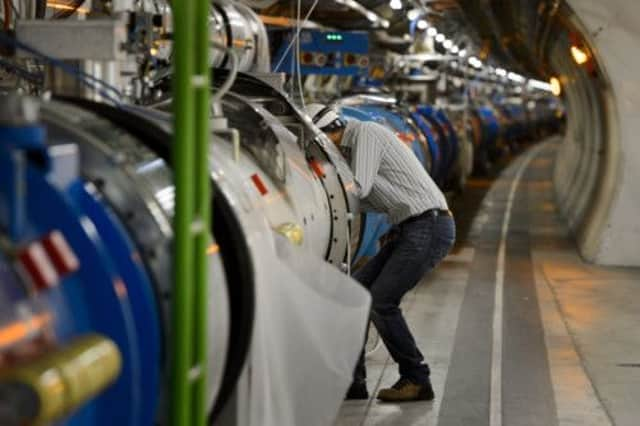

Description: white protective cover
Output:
[248,233,371,426]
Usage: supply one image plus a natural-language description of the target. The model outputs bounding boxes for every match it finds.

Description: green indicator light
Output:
[326,33,343,41]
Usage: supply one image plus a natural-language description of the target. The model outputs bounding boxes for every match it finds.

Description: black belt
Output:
[424,208,453,218]
[403,208,452,225]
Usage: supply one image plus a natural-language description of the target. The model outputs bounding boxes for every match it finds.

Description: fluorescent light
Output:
[435,33,445,43]
[417,19,428,30]
[508,72,525,83]
[528,79,553,92]
[570,45,589,65]
[458,49,467,57]
[407,8,421,20]
[390,0,402,10]
[336,0,389,28]
[426,27,437,37]
[495,68,507,77]
[450,45,459,54]
[467,56,482,69]
[443,39,453,49]
[366,11,378,21]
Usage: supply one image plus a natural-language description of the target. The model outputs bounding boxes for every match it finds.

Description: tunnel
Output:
[0,1,638,426]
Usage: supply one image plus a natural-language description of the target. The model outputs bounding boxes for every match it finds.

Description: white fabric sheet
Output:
[247,233,371,426]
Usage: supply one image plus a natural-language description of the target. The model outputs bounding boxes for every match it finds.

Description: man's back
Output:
[342,119,448,224]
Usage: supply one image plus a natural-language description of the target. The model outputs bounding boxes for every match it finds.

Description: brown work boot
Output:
[377,377,434,402]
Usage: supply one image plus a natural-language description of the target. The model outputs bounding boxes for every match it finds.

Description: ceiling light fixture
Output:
[390,0,402,11]
[435,33,445,43]
[443,39,453,49]
[417,19,428,30]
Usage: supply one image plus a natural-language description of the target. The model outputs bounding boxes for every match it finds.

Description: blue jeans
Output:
[354,211,456,385]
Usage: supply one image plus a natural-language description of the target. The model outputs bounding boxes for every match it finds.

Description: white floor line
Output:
[490,145,545,426]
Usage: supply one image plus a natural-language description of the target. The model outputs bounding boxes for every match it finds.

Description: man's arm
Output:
[351,122,386,198]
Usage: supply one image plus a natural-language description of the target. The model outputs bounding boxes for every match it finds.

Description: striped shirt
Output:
[341,119,448,224]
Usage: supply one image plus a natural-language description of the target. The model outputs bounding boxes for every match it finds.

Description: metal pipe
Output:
[170,0,195,424]
[192,0,210,422]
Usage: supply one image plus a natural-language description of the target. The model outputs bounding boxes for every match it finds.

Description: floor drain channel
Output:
[617,363,640,368]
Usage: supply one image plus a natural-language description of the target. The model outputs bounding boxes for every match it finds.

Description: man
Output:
[307,103,456,402]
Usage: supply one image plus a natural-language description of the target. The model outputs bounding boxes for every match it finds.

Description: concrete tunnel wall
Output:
[552,0,640,267]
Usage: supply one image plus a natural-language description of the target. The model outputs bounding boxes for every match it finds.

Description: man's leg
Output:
[347,237,397,398]
[369,215,455,397]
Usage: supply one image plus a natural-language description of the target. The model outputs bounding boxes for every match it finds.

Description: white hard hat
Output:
[306,103,344,131]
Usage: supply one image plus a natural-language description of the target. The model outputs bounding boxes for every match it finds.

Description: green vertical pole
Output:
[171,0,196,425]
[192,0,211,422]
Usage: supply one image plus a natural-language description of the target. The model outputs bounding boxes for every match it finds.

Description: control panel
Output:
[273,30,370,76]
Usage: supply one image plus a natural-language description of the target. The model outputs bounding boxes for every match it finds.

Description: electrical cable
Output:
[148,38,239,105]
[0,56,43,83]
[0,31,123,104]
[210,41,238,103]
[295,0,306,109]
[288,1,295,100]
[273,0,319,72]
[346,213,382,358]
[365,324,383,357]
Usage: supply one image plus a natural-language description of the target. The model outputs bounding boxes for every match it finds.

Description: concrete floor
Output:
[334,139,640,426]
